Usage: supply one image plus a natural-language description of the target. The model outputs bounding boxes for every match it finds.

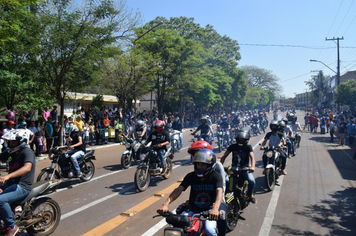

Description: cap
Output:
[8,121,15,125]
[21,121,27,125]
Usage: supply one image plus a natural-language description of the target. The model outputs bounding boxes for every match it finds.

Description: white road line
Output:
[258,176,284,236]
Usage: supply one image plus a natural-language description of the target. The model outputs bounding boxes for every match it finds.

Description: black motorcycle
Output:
[0,180,61,236]
[224,165,250,232]
[37,147,96,182]
[262,146,283,191]
[134,143,173,192]
[217,127,229,152]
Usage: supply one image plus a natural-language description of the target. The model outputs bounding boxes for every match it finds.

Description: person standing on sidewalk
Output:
[329,118,335,143]
[44,117,54,153]
[337,117,347,146]
[347,120,355,145]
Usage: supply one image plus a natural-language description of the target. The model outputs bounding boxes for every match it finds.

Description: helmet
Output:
[136,120,144,129]
[192,149,216,178]
[282,117,288,124]
[270,120,279,131]
[188,140,213,156]
[2,129,28,153]
[69,125,79,135]
[155,120,165,133]
[278,121,286,130]
[200,116,208,124]
[235,129,250,147]
[222,116,227,121]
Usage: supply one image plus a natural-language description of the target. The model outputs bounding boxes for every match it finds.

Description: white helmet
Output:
[2,129,28,153]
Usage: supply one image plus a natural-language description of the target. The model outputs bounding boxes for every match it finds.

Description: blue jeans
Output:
[0,184,30,228]
[286,138,292,156]
[89,133,95,145]
[239,171,256,197]
[179,133,183,149]
[67,149,84,173]
[182,210,217,236]
[157,149,166,167]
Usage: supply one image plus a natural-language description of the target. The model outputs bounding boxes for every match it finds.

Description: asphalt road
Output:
[16,111,356,236]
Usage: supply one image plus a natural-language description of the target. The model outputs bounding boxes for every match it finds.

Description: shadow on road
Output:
[273,187,356,235]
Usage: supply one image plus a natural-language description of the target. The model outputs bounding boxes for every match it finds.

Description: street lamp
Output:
[310,59,339,110]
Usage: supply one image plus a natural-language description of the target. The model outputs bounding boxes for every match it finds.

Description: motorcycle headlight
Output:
[164,228,184,236]
[219,132,223,135]
[266,151,273,158]
[125,143,131,148]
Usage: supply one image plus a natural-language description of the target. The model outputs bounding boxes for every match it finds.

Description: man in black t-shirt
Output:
[157,149,223,235]
[220,130,256,203]
[0,129,36,236]
[60,126,85,177]
[192,116,212,143]
[145,120,170,172]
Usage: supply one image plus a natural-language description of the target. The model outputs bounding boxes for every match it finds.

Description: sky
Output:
[125,0,356,98]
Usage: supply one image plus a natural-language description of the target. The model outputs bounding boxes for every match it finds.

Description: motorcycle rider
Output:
[125,120,147,140]
[279,119,294,157]
[184,140,227,236]
[0,129,36,236]
[145,120,170,173]
[290,116,302,148]
[219,116,231,145]
[258,112,266,134]
[157,149,223,236]
[231,113,241,129]
[191,116,212,144]
[59,126,85,177]
[260,120,288,175]
[251,113,261,134]
[172,117,183,149]
[219,129,256,203]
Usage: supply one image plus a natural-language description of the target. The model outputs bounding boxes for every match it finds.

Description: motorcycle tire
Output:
[121,153,132,169]
[37,170,61,182]
[134,167,151,192]
[226,197,239,232]
[265,168,275,191]
[25,197,61,236]
[240,181,250,210]
[171,140,178,154]
[163,158,172,179]
[80,160,95,182]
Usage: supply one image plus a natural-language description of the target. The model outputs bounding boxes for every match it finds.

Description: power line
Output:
[239,43,355,49]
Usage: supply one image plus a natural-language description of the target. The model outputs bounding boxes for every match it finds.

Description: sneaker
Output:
[288,154,292,158]
[249,195,257,204]
[77,172,83,178]
[262,168,266,175]
[282,169,287,175]
[5,225,19,236]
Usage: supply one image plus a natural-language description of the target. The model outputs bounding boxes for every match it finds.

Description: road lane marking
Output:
[81,182,181,236]
[258,176,284,236]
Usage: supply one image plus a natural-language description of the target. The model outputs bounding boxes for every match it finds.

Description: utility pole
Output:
[326,36,344,112]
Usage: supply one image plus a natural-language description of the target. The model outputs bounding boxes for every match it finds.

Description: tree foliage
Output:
[335,80,356,108]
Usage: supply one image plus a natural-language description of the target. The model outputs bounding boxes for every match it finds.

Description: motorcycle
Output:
[261,146,282,191]
[121,138,145,169]
[217,127,229,152]
[154,211,211,236]
[134,142,174,192]
[224,166,250,232]
[169,130,181,154]
[250,123,260,137]
[37,147,96,182]
[0,180,61,236]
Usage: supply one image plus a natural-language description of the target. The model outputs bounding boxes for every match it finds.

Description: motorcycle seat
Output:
[14,181,51,205]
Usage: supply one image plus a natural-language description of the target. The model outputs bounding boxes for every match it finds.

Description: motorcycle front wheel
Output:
[37,170,61,182]
[134,167,151,192]
[25,197,61,236]
[265,168,275,191]
[80,160,95,182]
[226,197,239,232]
[121,153,132,169]
[163,158,172,179]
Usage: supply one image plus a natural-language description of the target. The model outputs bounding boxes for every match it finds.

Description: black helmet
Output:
[278,120,286,130]
[235,130,250,147]
[282,117,288,123]
[270,120,279,130]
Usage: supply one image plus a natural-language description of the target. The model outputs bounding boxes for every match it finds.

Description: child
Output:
[83,122,90,146]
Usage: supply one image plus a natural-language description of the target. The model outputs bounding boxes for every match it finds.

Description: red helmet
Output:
[154,120,165,133]
[188,140,212,156]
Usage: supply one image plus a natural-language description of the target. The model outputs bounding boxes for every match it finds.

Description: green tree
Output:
[31,0,140,144]
[335,80,356,109]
